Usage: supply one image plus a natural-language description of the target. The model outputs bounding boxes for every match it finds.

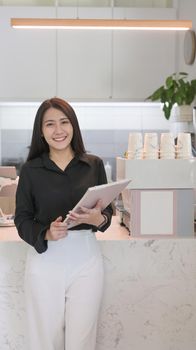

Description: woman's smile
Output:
[52,136,67,142]
[42,107,74,154]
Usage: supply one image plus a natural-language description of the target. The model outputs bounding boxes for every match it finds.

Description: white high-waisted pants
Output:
[24,230,104,350]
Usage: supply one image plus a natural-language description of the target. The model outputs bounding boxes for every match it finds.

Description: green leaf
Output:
[178,79,186,87]
[166,76,173,88]
[175,94,183,105]
[166,87,175,99]
[163,103,172,120]
[191,80,196,92]
[179,72,188,76]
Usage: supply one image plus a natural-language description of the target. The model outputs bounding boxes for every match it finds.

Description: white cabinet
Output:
[56,7,112,100]
[112,30,176,100]
[0,6,112,101]
[57,30,112,100]
[0,6,178,101]
[0,7,56,101]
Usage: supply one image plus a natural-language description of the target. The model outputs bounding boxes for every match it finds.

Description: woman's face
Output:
[42,107,74,154]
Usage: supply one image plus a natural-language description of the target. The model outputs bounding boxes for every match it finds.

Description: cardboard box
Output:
[0,197,15,215]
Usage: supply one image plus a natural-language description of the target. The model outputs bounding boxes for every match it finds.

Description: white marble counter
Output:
[0,216,130,241]
[0,238,196,350]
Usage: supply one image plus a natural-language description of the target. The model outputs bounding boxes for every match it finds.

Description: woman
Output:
[14,97,113,350]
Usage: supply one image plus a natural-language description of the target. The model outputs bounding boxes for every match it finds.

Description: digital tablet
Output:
[64,178,131,228]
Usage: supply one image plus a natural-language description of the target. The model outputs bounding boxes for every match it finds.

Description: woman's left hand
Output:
[67,200,105,227]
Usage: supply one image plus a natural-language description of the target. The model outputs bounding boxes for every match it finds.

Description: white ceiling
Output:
[0,0,173,7]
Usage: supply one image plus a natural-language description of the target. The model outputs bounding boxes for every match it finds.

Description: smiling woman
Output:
[42,109,74,169]
[14,97,113,350]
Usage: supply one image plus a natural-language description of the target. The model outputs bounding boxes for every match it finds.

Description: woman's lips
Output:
[53,136,67,142]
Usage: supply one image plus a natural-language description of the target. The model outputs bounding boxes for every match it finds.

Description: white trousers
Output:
[24,230,104,350]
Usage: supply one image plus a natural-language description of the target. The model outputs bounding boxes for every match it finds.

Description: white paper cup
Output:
[128,132,143,150]
[127,132,143,159]
[160,152,175,159]
[176,151,193,159]
[143,150,159,159]
[160,133,175,153]
[143,133,158,159]
[176,133,192,158]
[127,150,143,159]
[176,153,192,159]
[144,133,158,152]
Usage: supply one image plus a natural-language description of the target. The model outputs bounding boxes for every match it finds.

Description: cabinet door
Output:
[112,30,176,100]
[0,7,56,101]
[57,7,111,100]
[57,30,111,100]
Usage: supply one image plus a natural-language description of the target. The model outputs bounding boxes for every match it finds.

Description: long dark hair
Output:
[27,98,86,161]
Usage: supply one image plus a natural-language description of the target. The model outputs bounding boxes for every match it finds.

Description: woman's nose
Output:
[55,123,63,133]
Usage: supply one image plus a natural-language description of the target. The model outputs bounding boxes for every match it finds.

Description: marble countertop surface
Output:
[0,216,131,242]
[0,239,196,350]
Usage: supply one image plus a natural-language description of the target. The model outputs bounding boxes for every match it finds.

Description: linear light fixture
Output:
[10,18,192,31]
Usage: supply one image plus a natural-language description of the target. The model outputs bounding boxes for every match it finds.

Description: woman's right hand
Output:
[45,216,68,241]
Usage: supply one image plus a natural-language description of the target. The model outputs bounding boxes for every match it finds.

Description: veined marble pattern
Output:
[0,240,196,350]
[97,240,196,350]
[0,243,27,350]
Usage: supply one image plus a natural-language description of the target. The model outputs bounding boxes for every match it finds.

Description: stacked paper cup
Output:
[143,133,159,159]
[160,133,175,159]
[176,132,193,159]
[127,132,143,159]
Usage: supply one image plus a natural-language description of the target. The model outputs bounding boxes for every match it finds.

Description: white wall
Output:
[177,0,196,78]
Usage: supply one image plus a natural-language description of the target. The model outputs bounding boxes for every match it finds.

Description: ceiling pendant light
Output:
[10,18,192,31]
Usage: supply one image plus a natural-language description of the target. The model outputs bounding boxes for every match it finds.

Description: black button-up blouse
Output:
[14,152,113,254]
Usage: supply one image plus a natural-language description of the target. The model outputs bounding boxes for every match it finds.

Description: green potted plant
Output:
[146,72,196,120]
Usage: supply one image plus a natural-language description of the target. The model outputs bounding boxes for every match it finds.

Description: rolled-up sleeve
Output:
[14,166,49,254]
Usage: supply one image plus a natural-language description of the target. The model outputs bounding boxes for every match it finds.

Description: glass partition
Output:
[0,0,173,7]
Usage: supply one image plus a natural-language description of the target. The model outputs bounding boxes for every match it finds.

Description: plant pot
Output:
[170,105,194,137]
[171,105,193,122]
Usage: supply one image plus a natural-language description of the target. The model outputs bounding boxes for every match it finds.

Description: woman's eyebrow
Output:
[43,116,69,124]
[60,116,69,120]
[43,119,54,124]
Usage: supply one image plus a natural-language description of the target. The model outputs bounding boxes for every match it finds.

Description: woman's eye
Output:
[46,123,54,127]
[62,120,69,124]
